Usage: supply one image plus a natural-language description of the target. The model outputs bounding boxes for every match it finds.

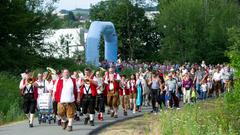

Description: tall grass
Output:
[0,72,25,125]
[146,98,239,135]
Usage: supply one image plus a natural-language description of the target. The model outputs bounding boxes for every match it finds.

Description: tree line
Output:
[89,0,240,64]
[0,0,239,73]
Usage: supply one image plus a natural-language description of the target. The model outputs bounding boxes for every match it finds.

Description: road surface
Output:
[0,107,151,135]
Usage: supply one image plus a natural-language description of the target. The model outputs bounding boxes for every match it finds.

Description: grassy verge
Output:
[0,72,25,125]
[100,98,239,135]
[150,98,239,135]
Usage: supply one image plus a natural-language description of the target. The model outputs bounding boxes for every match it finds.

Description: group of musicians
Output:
[19,67,138,132]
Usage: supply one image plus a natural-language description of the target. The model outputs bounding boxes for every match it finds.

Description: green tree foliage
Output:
[89,0,160,61]
[61,11,82,28]
[225,26,240,131]
[0,0,59,72]
[156,0,240,64]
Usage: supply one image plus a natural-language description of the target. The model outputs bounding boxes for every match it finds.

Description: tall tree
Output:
[0,0,58,71]
[89,0,160,61]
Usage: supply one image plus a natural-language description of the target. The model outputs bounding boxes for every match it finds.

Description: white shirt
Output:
[104,73,121,84]
[201,83,208,92]
[213,72,222,81]
[95,77,103,94]
[83,77,97,94]
[104,73,120,90]
[48,79,55,92]
[129,80,136,91]
[19,79,34,94]
[83,84,91,94]
[36,80,49,94]
[60,78,75,103]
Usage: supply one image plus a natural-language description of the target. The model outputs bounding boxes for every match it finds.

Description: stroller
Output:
[37,93,56,124]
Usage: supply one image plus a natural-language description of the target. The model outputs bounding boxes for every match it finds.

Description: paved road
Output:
[0,107,151,135]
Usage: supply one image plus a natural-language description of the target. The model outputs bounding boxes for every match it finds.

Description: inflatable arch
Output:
[85,21,118,66]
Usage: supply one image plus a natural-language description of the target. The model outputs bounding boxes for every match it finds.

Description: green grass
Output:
[147,98,239,135]
[0,72,25,125]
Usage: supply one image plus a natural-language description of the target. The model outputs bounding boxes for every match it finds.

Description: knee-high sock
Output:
[61,117,67,122]
[114,107,118,115]
[84,114,89,119]
[56,115,61,120]
[29,113,34,124]
[89,114,94,121]
[68,118,73,126]
[25,114,30,120]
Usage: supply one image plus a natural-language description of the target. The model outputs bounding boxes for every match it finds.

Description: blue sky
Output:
[56,0,103,10]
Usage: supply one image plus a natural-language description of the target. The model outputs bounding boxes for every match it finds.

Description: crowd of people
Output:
[19,60,234,132]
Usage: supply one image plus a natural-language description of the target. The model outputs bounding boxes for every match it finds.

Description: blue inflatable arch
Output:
[85,21,118,66]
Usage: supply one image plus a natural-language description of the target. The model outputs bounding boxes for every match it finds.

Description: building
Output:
[43,28,87,58]
[145,11,159,20]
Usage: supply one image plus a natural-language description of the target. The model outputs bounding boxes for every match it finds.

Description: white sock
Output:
[68,118,73,126]
[84,114,89,119]
[114,108,118,115]
[56,115,60,120]
[25,114,30,120]
[61,117,67,123]
[89,114,94,121]
[30,114,34,124]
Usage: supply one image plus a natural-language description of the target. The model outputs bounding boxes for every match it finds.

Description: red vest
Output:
[79,81,97,97]
[55,78,78,103]
[119,81,130,96]
[129,80,137,93]
[104,73,120,95]
[21,79,38,100]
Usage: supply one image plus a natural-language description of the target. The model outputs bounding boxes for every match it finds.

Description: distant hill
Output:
[59,5,157,16]
[59,8,89,17]
[72,8,89,16]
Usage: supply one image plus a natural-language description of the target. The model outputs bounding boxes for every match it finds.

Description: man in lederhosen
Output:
[49,70,62,126]
[19,70,38,128]
[54,69,79,132]
[95,71,105,121]
[119,75,130,116]
[104,67,121,118]
[79,68,98,126]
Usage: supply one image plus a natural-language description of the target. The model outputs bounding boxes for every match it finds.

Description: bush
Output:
[0,72,25,125]
[148,99,238,135]
[224,26,240,132]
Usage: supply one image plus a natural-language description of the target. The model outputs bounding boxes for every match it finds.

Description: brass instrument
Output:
[27,78,34,84]
[27,70,36,85]
[100,67,107,72]
[83,70,95,84]
[46,67,56,81]
[84,78,90,84]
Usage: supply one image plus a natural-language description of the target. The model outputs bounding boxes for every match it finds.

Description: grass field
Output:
[100,98,239,135]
